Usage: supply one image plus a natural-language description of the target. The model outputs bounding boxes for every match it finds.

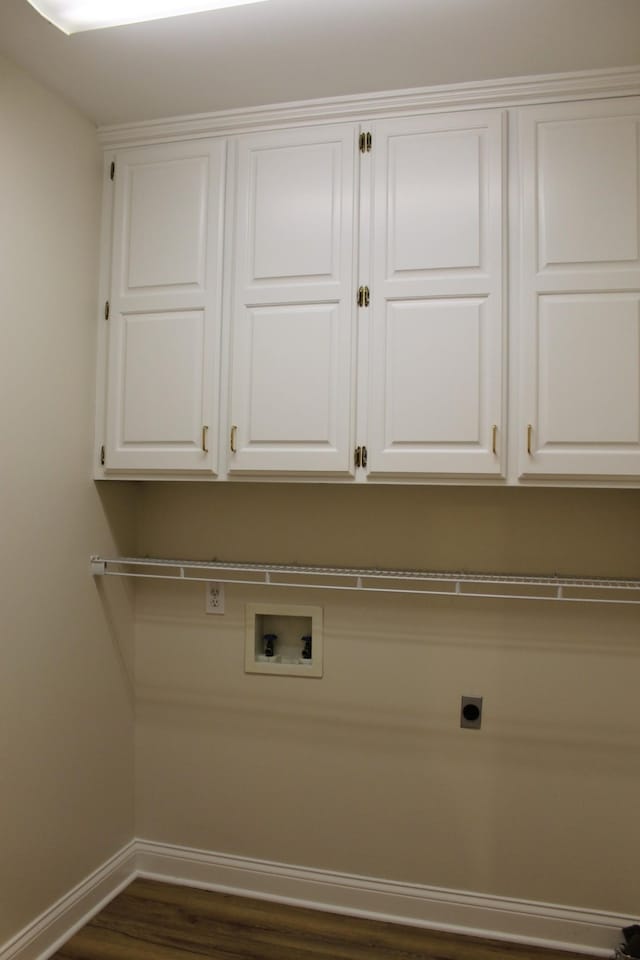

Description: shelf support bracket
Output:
[90,557,106,576]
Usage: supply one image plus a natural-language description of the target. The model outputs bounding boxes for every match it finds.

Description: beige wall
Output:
[2,45,639,945]
[0,56,136,945]
[135,483,640,915]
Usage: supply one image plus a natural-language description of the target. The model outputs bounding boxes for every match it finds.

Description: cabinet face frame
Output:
[516,97,640,481]
[94,151,116,479]
[98,138,226,475]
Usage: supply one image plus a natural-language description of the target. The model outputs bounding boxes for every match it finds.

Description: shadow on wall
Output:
[94,480,140,703]
[124,481,640,579]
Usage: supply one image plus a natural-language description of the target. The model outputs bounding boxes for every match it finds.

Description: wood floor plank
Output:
[52,879,591,960]
[54,923,214,959]
[93,884,423,959]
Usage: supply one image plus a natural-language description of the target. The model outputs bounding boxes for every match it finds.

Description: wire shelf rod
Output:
[90,556,640,605]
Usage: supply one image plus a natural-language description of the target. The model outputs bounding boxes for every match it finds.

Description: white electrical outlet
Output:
[205,582,225,615]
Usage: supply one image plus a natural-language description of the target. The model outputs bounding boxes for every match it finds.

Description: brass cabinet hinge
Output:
[104,300,110,320]
[100,445,105,466]
[359,131,372,153]
[357,285,370,307]
[110,161,115,181]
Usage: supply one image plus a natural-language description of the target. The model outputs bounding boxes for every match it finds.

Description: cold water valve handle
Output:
[263,633,277,658]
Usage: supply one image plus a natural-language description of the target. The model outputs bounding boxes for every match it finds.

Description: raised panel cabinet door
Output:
[105,139,225,472]
[518,98,640,479]
[228,125,358,475]
[367,110,505,477]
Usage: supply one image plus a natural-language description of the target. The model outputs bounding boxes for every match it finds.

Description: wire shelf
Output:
[90,556,640,605]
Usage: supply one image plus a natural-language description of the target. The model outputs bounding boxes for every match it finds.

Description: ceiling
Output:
[0,0,639,127]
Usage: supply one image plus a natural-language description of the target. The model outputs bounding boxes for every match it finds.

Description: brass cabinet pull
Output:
[527,424,533,456]
[354,446,368,469]
[202,425,208,453]
[356,286,370,308]
[492,424,498,456]
[230,424,237,454]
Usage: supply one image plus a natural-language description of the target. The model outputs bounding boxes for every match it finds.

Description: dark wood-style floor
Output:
[54,878,590,960]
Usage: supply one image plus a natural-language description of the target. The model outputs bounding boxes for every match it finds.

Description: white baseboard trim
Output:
[1,838,629,959]
[136,840,628,957]
[0,841,137,960]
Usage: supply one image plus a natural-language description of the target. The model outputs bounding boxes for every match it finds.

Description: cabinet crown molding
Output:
[98,65,640,148]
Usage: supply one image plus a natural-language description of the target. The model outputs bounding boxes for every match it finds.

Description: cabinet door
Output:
[367,110,505,477]
[518,98,640,479]
[105,139,225,472]
[228,125,358,475]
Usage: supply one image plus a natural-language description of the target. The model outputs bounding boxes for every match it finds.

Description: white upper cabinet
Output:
[366,110,506,476]
[517,98,640,479]
[104,139,226,473]
[228,125,358,475]
[95,72,640,485]
[227,112,505,479]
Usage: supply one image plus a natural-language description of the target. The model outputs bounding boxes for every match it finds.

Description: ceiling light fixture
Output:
[26,0,272,34]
